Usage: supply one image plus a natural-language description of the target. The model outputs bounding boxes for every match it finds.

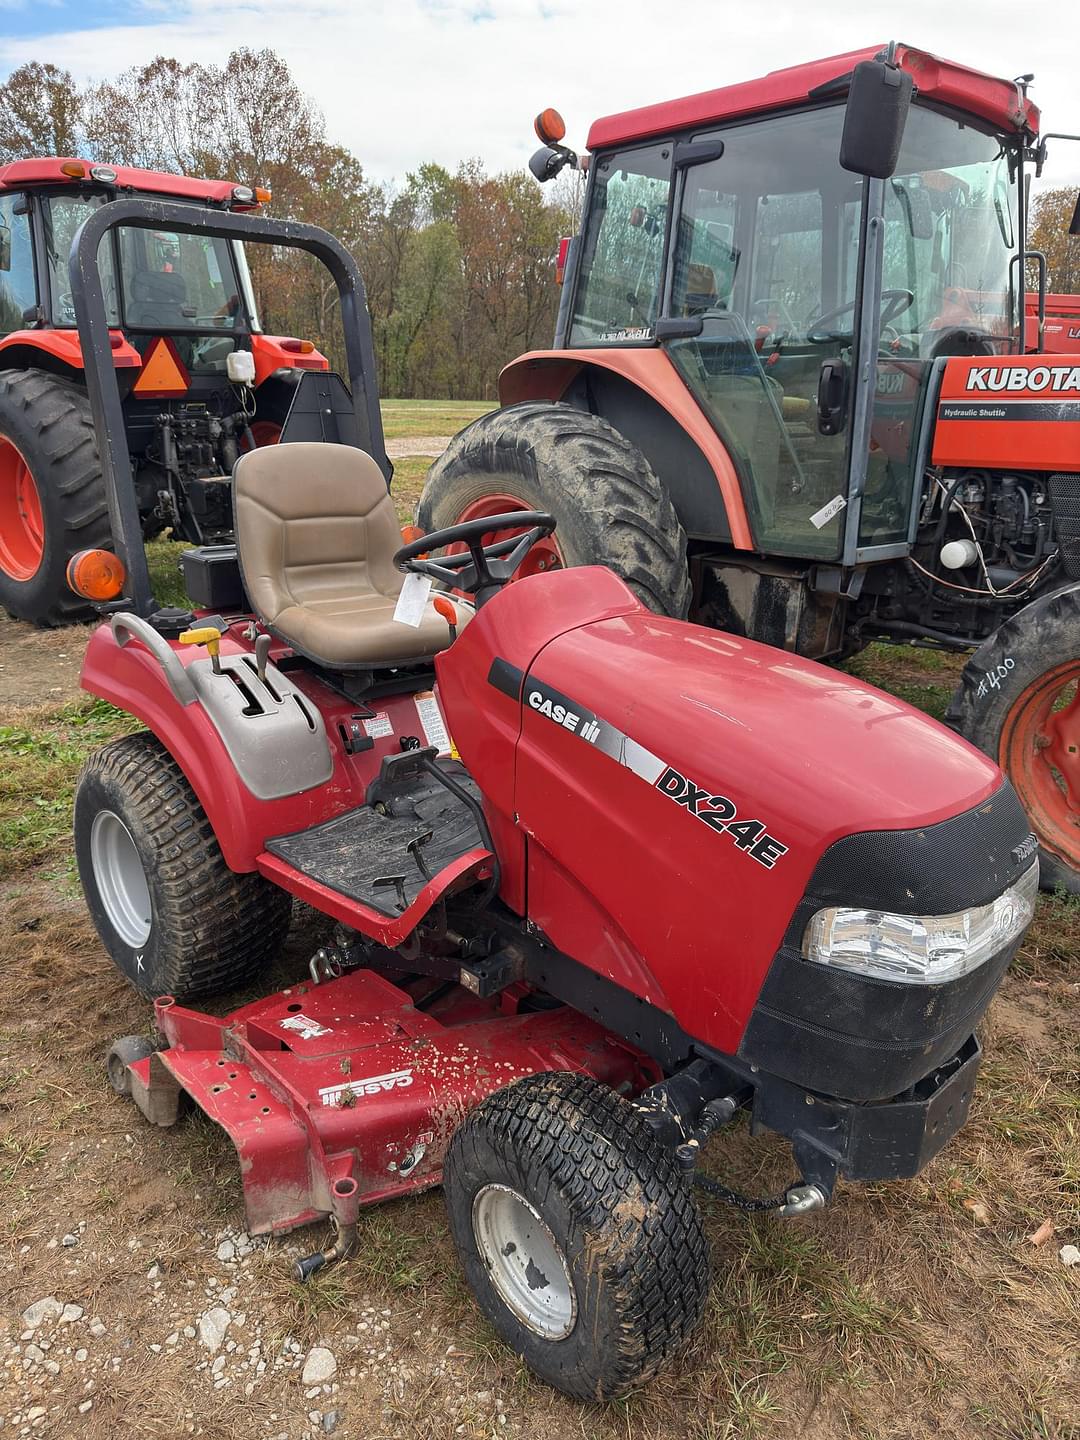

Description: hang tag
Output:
[809,494,847,529]
[393,572,432,627]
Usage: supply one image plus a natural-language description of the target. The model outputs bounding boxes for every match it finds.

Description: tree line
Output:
[0,52,579,397]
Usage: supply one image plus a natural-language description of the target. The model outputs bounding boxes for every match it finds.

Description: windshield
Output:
[42,193,245,333]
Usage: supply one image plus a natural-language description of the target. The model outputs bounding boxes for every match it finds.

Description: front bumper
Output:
[749,1033,982,1184]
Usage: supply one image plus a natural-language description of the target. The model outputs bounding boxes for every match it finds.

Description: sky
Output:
[0,0,1077,193]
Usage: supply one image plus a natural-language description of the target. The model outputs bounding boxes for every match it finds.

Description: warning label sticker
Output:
[362,712,394,739]
[414,692,451,754]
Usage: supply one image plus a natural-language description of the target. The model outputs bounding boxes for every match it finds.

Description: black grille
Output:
[1049,472,1080,579]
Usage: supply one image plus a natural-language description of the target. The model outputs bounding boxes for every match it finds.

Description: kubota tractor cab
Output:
[70,196,1038,1400]
[421,44,1080,893]
[0,158,333,626]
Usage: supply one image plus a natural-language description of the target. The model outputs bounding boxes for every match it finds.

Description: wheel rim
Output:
[1001,660,1080,871]
[472,1183,576,1339]
[90,810,153,949]
[0,435,45,581]
[240,420,282,452]
[449,493,564,581]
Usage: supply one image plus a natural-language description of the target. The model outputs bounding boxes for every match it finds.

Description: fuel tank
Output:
[436,568,1008,1057]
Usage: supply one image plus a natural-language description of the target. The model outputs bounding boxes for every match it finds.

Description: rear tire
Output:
[420,402,692,617]
[75,732,292,998]
[443,1071,709,1400]
[0,370,109,626]
[948,583,1080,894]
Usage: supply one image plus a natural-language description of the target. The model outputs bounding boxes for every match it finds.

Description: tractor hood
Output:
[442,567,1021,1060]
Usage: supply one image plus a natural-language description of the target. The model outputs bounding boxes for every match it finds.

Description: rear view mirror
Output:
[840,60,914,180]
[0,222,10,273]
[1071,193,1080,236]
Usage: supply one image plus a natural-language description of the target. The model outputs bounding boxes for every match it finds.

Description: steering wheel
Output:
[807,288,915,344]
[393,512,557,607]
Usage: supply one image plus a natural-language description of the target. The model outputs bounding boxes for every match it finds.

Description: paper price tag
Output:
[393,572,432,627]
[809,494,847,529]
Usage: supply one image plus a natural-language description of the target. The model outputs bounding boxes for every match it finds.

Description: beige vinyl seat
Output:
[233,442,471,669]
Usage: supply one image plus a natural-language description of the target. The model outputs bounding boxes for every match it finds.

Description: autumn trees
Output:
[0,50,572,397]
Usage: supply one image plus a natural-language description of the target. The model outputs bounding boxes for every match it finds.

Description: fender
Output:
[499,348,753,548]
[0,329,142,371]
[251,333,329,387]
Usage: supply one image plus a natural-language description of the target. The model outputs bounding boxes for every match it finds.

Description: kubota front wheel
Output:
[0,370,110,626]
[949,583,1080,894]
[419,402,692,616]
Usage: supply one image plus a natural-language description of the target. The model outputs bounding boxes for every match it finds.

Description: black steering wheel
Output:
[393,512,557,607]
[807,288,915,344]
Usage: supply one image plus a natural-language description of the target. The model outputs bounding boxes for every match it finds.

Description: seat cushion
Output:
[233,442,471,668]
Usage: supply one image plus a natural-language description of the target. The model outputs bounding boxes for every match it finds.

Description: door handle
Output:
[816,359,848,436]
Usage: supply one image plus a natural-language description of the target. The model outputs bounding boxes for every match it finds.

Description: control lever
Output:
[254,632,272,685]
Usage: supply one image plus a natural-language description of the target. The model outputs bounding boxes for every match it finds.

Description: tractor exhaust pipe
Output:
[293,1176,360,1282]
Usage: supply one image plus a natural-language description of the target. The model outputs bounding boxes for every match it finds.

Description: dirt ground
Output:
[1,572,1078,1439]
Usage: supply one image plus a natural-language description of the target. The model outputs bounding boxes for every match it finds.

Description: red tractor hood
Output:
[438,568,1006,1055]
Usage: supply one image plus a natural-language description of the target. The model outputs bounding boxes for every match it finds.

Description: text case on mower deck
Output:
[422,42,1080,896]
[72,199,1039,1403]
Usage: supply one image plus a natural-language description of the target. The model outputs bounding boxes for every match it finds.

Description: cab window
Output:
[0,195,36,333]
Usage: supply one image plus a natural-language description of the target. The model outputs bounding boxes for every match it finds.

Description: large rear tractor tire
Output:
[419,402,692,617]
[0,370,110,626]
[948,582,1080,894]
[75,733,292,998]
[443,1071,709,1400]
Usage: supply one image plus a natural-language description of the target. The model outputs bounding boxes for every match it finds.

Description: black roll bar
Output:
[68,199,387,621]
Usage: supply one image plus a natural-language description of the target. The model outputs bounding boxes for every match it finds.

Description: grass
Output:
[379,398,492,441]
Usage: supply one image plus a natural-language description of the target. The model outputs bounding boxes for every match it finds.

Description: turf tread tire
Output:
[443,1070,709,1400]
[75,732,291,998]
[419,402,693,617]
[0,369,110,625]
[947,580,1080,894]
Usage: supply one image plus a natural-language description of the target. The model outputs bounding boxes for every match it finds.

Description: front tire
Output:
[420,402,692,617]
[443,1071,709,1400]
[75,733,292,998]
[948,583,1080,893]
[0,370,110,626]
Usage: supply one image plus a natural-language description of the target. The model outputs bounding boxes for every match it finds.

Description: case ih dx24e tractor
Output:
[70,198,1038,1400]
[421,44,1080,892]
[0,158,328,626]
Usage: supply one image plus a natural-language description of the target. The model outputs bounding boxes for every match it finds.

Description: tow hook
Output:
[778,1182,828,1218]
[294,1176,360,1282]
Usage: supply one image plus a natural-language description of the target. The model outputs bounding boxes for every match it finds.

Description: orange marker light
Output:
[66,549,125,601]
[254,187,272,204]
[400,524,425,546]
[60,161,87,179]
[534,108,566,145]
[279,338,315,354]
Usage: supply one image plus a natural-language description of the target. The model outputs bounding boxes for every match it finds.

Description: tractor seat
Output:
[232,442,471,670]
[127,269,189,327]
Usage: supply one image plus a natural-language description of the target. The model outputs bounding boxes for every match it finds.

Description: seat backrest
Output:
[233,442,404,629]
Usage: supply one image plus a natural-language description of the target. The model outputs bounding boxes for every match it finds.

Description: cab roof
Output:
[0,158,247,205]
[586,44,1040,152]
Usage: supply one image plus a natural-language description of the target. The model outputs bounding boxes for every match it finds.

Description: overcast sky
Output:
[1,0,1077,192]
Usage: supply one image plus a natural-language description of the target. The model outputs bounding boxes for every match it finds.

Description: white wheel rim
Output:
[90,810,152,949]
[472,1183,576,1339]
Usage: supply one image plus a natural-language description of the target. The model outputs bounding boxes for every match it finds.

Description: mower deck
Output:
[126,970,650,1236]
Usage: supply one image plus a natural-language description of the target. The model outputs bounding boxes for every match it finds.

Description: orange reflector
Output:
[400,524,425,545]
[60,160,87,179]
[433,596,458,627]
[66,549,125,601]
[132,336,190,398]
[555,235,571,285]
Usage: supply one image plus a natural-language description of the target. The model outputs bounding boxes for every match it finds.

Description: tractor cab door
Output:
[658,104,859,561]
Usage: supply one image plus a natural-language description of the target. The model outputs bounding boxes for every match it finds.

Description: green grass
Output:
[379,398,492,440]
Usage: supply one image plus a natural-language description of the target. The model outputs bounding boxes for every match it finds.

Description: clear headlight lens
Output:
[802,860,1038,984]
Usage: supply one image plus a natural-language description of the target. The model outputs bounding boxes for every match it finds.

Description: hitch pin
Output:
[778,1183,828,1218]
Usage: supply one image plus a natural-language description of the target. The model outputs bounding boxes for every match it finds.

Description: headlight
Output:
[802,860,1038,984]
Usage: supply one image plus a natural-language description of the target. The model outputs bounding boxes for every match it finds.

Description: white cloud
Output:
[0,0,1077,191]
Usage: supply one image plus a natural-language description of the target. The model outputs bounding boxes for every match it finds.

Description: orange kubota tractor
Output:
[421,44,1080,893]
[0,158,328,626]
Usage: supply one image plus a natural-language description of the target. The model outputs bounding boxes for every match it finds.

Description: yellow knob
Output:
[178,626,222,658]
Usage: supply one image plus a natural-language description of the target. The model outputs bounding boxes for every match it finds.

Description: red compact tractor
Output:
[421,44,1080,894]
[70,198,1038,1398]
[0,158,333,626]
